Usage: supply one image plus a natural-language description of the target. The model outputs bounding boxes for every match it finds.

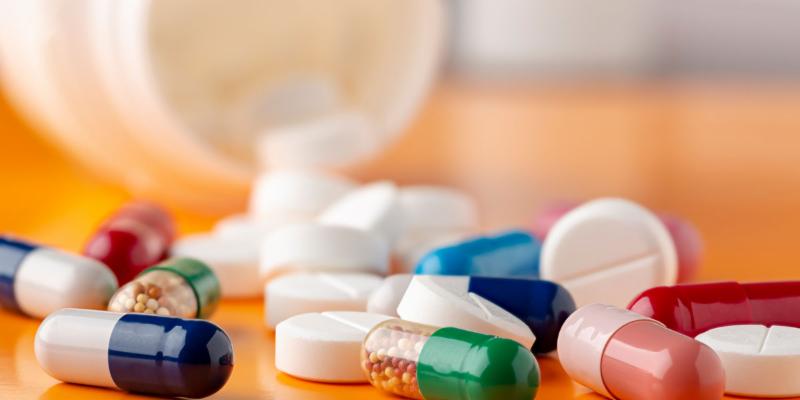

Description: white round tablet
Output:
[275,311,392,383]
[540,198,677,308]
[265,272,383,329]
[696,324,800,398]
[249,169,356,219]
[366,274,412,317]
[260,224,390,279]
[317,181,402,245]
[257,111,381,169]
[398,185,479,233]
[396,275,535,349]
[213,213,311,239]
[171,233,261,298]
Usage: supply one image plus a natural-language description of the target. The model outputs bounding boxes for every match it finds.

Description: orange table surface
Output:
[2,82,800,399]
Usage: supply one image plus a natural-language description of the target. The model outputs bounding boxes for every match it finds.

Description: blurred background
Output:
[1,0,800,285]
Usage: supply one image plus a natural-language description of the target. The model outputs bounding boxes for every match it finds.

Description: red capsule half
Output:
[628,281,800,337]
[83,202,175,285]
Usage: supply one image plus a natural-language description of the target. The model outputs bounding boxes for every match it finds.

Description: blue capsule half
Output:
[468,276,575,353]
[35,309,234,398]
[414,230,541,277]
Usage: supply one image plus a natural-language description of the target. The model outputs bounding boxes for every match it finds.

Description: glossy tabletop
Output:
[2,81,800,399]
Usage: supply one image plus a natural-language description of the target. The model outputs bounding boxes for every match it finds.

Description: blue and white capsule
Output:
[35,309,234,398]
[369,274,574,353]
[414,230,541,277]
[0,236,117,318]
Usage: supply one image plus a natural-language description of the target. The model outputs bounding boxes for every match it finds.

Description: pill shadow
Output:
[39,382,162,400]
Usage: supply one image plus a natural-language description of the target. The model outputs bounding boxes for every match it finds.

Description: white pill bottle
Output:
[0,0,444,213]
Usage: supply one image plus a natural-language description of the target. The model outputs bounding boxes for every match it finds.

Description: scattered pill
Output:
[397,185,479,235]
[83,201,175,285]
[276,311,391,382]
[108,258,220,319]
[376,274,573,353]
[558,304,725,400]
[318,181,402,245]
[628,281,800,337]
[260,224,389,280]
[35,308,232,398]
[367,274,413,317]
[394,230,472,274]
[696,324,800,398]
[249,169,356,220]
[414,230,540,277]
[0,236,117,318]
[172,233,261,298]
[213,213,309,239]
[540,198,677,307]
[265,272,383,329]
[362,319,539,400]
[532,200,702,282]
[397,275,535,349]
[257,111,381,169]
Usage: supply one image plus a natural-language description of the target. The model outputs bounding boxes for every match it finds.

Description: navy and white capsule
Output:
[414,230,541,277]
[373,274,575,353]
[35,309,234,398]
[0,237,118,318]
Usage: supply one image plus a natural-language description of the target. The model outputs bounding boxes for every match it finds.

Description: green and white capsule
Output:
[108,258,220,318]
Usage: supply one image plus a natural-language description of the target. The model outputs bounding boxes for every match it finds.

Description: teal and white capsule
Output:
[0,236,118,318]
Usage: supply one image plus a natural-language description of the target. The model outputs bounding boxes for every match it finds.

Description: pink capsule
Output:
[558,304,725,400]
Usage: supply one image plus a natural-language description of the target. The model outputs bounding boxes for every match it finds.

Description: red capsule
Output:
[83,202,175,285]
[628,281,800,337]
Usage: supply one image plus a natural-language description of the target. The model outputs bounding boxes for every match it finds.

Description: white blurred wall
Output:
[449,0,800,79]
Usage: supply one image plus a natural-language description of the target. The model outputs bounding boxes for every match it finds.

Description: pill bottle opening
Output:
[144,0,443,169]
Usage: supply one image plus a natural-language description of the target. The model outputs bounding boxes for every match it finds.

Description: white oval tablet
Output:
[398,185,479,233]
[275,311,391,383]
[266,272,383,329]
[396,275,535,349]
[171,233,261,298]
[257,111,381,169]
[260,224,389,279]
[249,169,356,219]
[366,274,412,317]
[213,213,310,239]
[540,198,677,308]
[317,181,402,245]
[696,324,800,398]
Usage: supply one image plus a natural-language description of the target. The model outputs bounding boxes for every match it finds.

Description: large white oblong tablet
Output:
[367,274,412,317]
[696,324,800,398]
[248,169,356,219]
[265,272,383,329]
[275,311,391,383]
[257,111,381,169]
[540,198,677,308]
[317,181,402,245]
[213,213,311,239]
[396,275,535,349]
[260,224,389,279]
[171,233,261,298]
[398,185,479,233]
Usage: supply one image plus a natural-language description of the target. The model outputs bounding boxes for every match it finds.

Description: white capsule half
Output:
[0,237,118,318]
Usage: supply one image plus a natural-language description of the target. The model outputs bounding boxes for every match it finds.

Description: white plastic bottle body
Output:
[0,0,444,213]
